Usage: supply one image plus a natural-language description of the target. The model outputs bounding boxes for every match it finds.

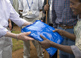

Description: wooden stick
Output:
[46,0,48,24]
[44,0,49,58]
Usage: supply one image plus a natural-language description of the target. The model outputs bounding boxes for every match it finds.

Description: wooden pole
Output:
[44,0,49,58]
[45,0,48,24]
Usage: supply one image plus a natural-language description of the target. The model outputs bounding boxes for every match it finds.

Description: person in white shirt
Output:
[13,0,19,13]
[9,0,19,31]
[0,0,34,58]
[19,0,44,58]
[9,0,19,13]
[10,0,13,5]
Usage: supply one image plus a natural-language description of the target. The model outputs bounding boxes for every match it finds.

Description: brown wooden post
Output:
[45,0,48,24]
[44,0,49,58]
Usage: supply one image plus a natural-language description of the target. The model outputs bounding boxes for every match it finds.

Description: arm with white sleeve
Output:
[9,3,30,27]
[0,1,33,41]
[0,24,33,41]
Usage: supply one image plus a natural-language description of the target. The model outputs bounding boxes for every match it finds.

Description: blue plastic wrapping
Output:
[21,20,64,56]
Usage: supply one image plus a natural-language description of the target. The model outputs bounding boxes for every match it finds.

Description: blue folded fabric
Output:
[21,20,64,56]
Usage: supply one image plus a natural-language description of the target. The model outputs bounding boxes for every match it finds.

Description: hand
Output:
[44,4,49,11]
[41,20,43,22]
[27,22,32,25]
[9,22,12,31]
[23,22,33,26]
[53,29,63,36]
[39,35,53,49]
[17,32,34,41]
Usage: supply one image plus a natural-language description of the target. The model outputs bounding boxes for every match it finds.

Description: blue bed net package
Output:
[21,20,64,56]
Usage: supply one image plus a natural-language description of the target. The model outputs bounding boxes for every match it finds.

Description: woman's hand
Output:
[53,29,63,36]
[17,32,34,41]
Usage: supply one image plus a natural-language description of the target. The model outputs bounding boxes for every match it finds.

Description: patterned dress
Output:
[74,20,81,51]
[71,20,81,58]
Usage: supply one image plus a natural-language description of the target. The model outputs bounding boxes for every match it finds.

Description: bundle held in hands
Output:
[21,20,64,56]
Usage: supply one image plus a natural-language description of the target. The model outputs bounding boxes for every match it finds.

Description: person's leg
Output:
[2,30,12,58]
[23,17,44,58]
[49,24,57,58]
[12,0,19,13]
[59,53,69,58]
[59,50,69,58]
[50,52,57,58]
[59,36,69,58]
[67,29,75,58]
[3,36,12,58]
[22,17,33,58]
[32,17,44,58]
[32,40,44,58]
[23,41,30,58]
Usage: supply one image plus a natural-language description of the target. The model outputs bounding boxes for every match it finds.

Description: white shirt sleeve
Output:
[71,45,81,58]
[18,0,23,10]
[9,1,26,27]
[0,24,8,37]
[38,0,42,10]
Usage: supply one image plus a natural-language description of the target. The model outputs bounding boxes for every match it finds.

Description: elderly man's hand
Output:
[17,32,34,41]
[23,22,33,26]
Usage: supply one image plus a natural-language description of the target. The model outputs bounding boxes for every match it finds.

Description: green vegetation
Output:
[12,31,23,52]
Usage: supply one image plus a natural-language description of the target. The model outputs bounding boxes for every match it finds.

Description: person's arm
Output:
[8,0,32,27]
[0,1,34,41]
[71,45,81,57]
[0,23,34,41]
[53,29,76,40]
[50,41,73,54]
[39,35,73,54]
[5,31,34,41]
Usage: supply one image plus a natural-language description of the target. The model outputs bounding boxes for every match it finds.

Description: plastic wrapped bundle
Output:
[21,20,64,56]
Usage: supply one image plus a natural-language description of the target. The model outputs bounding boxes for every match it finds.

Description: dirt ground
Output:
[12,26,50,58]
[12,41,49,58]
